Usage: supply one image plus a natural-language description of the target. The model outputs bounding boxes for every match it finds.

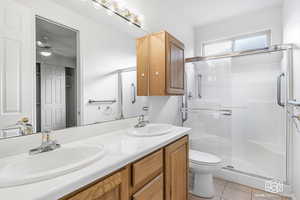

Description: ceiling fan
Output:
[36,36,53,57]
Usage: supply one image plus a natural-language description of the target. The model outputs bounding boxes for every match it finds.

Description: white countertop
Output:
[0,126,190,200]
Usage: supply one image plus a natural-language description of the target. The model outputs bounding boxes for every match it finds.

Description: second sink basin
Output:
[127,123,173,137]
[0,144,105,188]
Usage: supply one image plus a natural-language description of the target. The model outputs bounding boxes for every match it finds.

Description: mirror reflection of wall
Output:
[86,68,149,124]
[36,17,78,132]
[121,69,149,118]
[0,9,147,140]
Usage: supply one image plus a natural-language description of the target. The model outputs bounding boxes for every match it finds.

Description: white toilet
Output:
[189,149,222,198]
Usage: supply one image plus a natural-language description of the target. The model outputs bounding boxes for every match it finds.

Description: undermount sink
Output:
[127,123,173,137]
[0,144,105,188]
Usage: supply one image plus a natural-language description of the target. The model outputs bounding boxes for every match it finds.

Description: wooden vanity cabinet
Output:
[60,136,188,200]
[131,136,188,200]
[165,136,189,200]
[136,31,185,96]
[61,168,129,200]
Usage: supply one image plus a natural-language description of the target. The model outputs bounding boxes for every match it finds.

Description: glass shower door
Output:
[184,107,233,167]
[184,51,287,182]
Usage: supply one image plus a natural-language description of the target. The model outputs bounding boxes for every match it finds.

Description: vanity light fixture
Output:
[90,0,143,28]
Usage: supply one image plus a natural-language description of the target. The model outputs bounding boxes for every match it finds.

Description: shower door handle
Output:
[198,74,202,99]
[277,73,285,107]
[131,83,136,104]
[220,109,232,116]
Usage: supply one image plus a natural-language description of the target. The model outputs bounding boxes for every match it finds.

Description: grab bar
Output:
[198,74,202,99]
[88,99,116,104]
[181,108,232,116]
[277,73,285,107]
[131,83,136,104]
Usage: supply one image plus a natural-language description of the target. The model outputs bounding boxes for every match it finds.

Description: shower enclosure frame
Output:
[183,44,295,192]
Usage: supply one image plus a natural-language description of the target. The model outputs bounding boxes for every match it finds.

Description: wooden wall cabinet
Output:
[137,31,185,96]
[61,136,188,200]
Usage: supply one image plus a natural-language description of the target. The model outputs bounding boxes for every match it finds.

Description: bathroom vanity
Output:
[0,120,190,200]
[61,136,188,200]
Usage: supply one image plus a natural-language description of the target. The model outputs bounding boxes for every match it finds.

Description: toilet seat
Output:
[189,150,221,166]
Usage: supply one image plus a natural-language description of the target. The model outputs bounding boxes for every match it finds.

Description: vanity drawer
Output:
[61,168,129,200]
[132,149,163,191]
[133,174,163,200]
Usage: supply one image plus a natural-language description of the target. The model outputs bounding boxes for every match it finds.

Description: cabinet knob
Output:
[141,73,145,77]
[155,72,159,75]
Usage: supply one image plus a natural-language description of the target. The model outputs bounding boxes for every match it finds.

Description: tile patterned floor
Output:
[189,178,290,200]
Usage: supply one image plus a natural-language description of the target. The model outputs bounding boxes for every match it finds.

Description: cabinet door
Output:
[62,168,129,200]
[137,36,149,96]
[148,32,166,96]
[166,34,185,95]
[165,136,189,200]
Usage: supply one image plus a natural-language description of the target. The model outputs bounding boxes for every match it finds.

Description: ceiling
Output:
[50,0,283,54]
[125,0,283,28]
[36,17,77,58]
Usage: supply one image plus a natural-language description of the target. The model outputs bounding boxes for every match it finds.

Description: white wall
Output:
[148,96,182,125]
[16,0,137,125]
[283,0,300,198]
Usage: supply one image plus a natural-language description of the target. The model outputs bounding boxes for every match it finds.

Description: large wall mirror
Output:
[0,15,148,140]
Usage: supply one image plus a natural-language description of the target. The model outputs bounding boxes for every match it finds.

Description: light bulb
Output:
[92,1,101,9]
[37,41,43,46]
[115,0,126,8]
[40,51,52,57]
[129,15,135,23]
[138,15,145,21]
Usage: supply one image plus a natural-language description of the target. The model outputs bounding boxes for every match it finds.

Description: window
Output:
[202,31,270,56]
[234,34,269,52]
[203,40,232,56]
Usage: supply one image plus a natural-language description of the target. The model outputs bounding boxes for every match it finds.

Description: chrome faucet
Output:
[29,130,60,155]
[134,115,149,128]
